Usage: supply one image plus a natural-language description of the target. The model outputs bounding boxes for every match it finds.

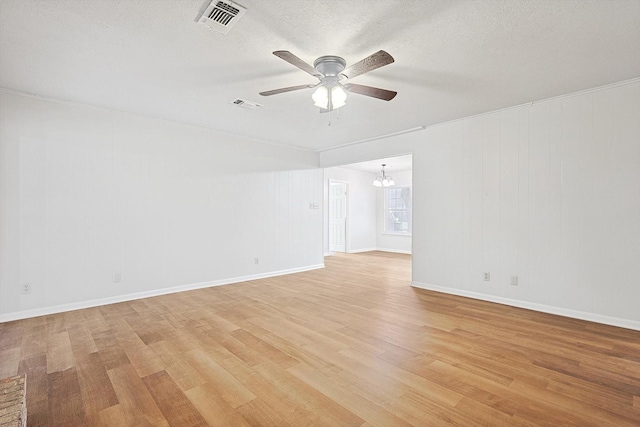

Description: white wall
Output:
[0,91,323,321]
[320,78,640,330]
[376,170,412,254]
[323,167,377,254]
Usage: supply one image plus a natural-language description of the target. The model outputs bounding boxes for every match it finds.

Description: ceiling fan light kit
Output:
[260,50,397,114]
[312,84,347,110]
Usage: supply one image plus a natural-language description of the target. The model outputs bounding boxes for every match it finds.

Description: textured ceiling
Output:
[1,0,639,151]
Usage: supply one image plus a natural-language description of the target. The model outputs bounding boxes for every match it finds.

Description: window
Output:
[384,186,411,235]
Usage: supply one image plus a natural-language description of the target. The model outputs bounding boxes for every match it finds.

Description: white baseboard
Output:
[325,248,412,256]
[376,248,412,254]
[411,281,640,331]
[325,251,347,256]
[0,264,325,323]
[347,247,378,254]
[348,247,411,254]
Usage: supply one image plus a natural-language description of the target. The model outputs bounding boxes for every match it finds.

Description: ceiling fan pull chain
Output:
[327,107,340,126]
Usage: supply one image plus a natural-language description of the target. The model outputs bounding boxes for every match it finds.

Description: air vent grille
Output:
[208,2,239,25]
[196,0,246,34]
[231,99,263,110]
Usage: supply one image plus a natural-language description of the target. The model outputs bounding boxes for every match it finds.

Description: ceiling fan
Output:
[259,50,397,112]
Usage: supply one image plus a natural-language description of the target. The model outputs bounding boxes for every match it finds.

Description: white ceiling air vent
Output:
[231,99,263,110]
[196,0,246,34]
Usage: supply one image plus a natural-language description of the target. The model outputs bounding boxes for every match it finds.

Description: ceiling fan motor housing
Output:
[313,56,346,77]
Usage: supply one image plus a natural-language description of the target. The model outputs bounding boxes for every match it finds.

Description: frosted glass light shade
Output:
[331,85,347,109]
[312,84,347,110]
[312,85,329,109]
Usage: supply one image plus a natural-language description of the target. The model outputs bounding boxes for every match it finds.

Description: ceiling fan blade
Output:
[345,83,397,101]
[259,84,315,96]
[341,50,394,80]
[273,51,323,78]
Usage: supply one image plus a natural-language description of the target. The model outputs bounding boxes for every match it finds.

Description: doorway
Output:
[323,154,412,257]
[328,180,348,252]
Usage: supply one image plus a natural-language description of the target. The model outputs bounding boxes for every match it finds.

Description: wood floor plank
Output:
[184,383,252,427]
[165,359,207,392]
[141,370,208,427]
[68,325,99,357]
[74,351,119,414]
[117,333,166,378]
[0,347,20,379]
[287,362,413,427]
[24,411,49,427]
[47,367,86,425]
[106,364,169,427]
[230,328,300,368]
[19,320,46,360]
[253,360,366,427]
[1,252,639,425]
[235,398,295,427]
[393,388,478,426]
[0,324,22,353]
[212,356,327,426]
[45,331,74,374]
[340,347,464,407]
[97,403,142,427]
[17,354,48,416]
[184,349,256,408]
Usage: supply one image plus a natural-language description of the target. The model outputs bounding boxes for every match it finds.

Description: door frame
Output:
[328,179,349,254]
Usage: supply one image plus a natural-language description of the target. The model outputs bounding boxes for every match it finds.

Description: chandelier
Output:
[373,164,395,187]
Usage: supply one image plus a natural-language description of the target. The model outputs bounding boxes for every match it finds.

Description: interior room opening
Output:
[323,154,413,277]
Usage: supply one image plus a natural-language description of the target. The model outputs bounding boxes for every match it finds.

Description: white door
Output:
[329,182,347,252]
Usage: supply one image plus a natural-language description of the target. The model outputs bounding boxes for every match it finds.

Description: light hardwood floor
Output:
[1,252,639,426]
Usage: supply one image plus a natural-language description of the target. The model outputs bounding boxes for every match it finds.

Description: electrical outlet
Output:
[510,276,518,286]
[21,283,31,294]
[255,258,259,265]
[483,272,490,282]
[113,272,121,284]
